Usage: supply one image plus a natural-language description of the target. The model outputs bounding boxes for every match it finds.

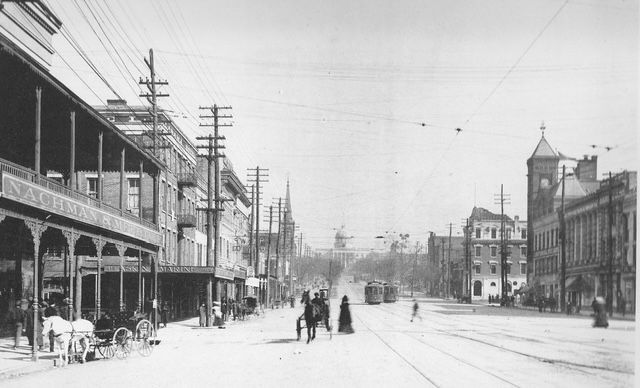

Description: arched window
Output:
[490,282,496,287]
[473,281,483,296]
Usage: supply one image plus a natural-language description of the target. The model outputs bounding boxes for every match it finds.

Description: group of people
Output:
[6,297,73,350]
[199,298,250,327]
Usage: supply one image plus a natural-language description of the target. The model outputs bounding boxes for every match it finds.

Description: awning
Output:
[245,277,260,288]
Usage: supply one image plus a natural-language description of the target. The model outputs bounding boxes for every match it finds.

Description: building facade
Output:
[0,2,163,338]
[469,207,527,301]
[527,134,636,313]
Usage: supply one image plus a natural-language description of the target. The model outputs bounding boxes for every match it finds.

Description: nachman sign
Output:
[1,172,162,246]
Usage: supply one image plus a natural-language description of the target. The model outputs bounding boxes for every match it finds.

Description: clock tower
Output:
[526,124,559,278]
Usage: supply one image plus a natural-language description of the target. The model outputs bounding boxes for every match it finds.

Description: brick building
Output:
[0,1,163,343]
[527,133,636,313]
[469,207,527,301]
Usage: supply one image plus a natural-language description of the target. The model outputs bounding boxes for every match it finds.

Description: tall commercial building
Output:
[527,133,636,312]
[0,1,163,336]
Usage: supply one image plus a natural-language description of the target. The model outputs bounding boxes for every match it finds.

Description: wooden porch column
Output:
[138,250,143,311]
[115,244,126,312]
[34,87,42,175]
[119,147,126,214]
[153,173,159,224]
[139,160,144,220]
[69,111,76,190]
[97,131,103,200]
[24,220,46,361]
[62,230,79,320]
[93,238,106,319]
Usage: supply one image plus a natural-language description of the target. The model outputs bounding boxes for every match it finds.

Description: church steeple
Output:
[285,179,292,219]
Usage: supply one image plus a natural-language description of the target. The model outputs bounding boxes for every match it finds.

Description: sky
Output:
[45,0,638,249]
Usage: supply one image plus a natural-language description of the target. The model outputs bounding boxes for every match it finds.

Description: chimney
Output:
[575,155,597,181]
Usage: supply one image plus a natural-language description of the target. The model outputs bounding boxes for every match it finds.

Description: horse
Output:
[70,318,94,363]
[42,316,73,366]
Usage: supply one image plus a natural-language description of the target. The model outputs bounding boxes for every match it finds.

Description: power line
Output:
[462,0,570,127]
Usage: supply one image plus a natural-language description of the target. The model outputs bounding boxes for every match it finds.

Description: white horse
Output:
[42,316,73,366]
[70,318,94,364]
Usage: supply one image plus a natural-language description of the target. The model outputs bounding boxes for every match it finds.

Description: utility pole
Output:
[247,167,269,305]
[441,238,446,298]
[274,198,283,302]
[139,49,168,333]
[298,231,303,295]
[606,171,614,317]
[197,104,232,326]
[447,223,452,299]
[139,49,169,156]
[265,205,274,308]
[559,165,567,313]
[282,207,289,301]
[247,185,255,268]
[494,184,511,305]
[464,218,471,302]
[411,241,421,297]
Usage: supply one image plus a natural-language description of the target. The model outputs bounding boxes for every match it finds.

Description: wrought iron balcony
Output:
[177,172,198,187]
[177,213,197,228]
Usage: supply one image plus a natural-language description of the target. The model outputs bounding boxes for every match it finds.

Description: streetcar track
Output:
[355,304,521,387]
[353,308,442,388]
[374,302,634,376]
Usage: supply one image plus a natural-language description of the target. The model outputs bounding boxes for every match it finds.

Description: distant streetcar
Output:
[383,283,398,303]
[364,281,384,304]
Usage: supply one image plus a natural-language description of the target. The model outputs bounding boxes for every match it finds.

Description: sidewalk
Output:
[0,336,56,380]
[0,310,272,381]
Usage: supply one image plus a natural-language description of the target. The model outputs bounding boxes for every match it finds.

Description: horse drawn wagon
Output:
[88,311,158,360]
[296,290,332,343]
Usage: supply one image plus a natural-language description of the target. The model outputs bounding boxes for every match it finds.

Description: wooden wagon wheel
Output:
[135,319,156,357]
[113,327,131,359]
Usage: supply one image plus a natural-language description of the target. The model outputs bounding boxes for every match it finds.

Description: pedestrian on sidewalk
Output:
[8,300,26,349]
[161,301,169,328]
[411,299,422,322]
[25,299,43,350]
[199,303,206,327]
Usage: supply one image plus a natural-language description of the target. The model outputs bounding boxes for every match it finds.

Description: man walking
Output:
[411,299,422,322]
[8,301,26,349]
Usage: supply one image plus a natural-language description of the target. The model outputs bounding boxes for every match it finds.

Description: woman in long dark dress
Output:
[338,295,354,334]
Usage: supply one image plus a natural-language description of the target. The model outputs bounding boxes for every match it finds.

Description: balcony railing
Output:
[177,172,198,187]
[177,213,197,228]
[0,157,157,230]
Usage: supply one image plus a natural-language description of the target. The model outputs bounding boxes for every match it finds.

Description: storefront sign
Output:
[233,268,246,279]
[215,267,234,280]
[104,265,217,274]
[1,172,163,246]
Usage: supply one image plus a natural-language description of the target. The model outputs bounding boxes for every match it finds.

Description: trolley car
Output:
[383,283,399,303]
[364,281,384,304]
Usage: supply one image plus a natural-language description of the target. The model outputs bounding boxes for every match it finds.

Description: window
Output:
[490,246,497,257]
[475,246,481,257]
[87,178,98,198]
[475,228,481,238]
[490,282,496,287]
[521,229,527,239]
[506,228,512,240]
[473,281,482,296]
[127,178,140,215]
[506,263,511,275]
[491,228,497,239]
[520,246,527,257]
[490,263,497,274]
[520,263,526,274]
[474,264,481,274]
